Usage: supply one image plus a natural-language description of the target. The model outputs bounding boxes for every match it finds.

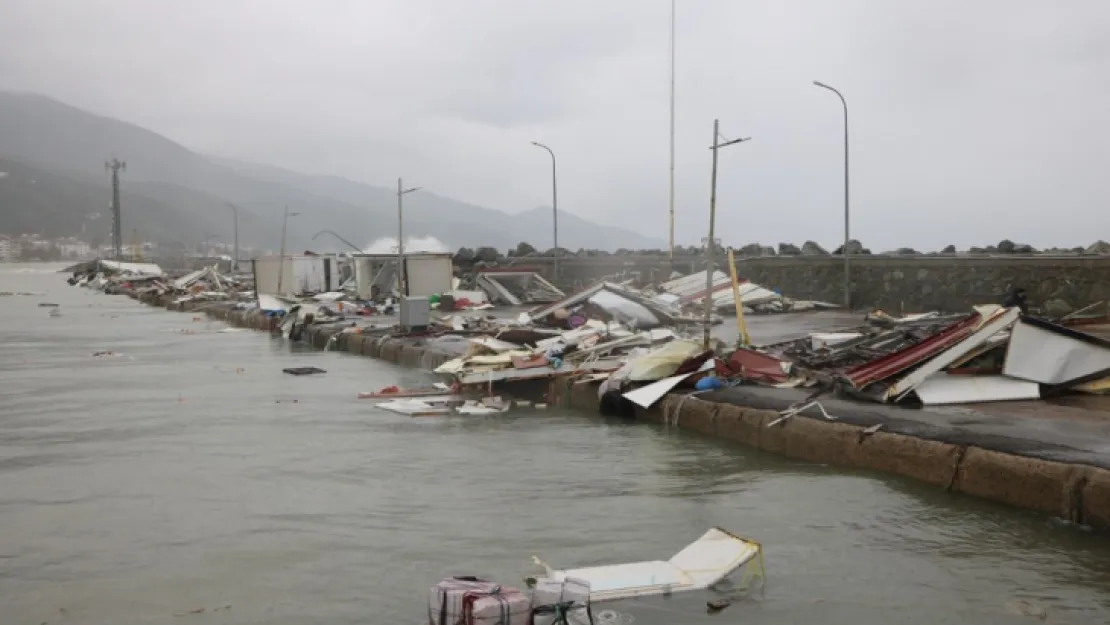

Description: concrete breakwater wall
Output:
[130,290,1110,530]
[523,255,1110,314]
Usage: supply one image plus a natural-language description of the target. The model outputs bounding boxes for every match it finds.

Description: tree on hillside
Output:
[513,241,537,257]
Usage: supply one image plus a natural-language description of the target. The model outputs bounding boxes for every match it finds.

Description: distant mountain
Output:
[210,156,666,252]
[0,91,662,252]
[0,157,285,249]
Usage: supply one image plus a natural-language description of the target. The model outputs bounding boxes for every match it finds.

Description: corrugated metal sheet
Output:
[885,307,1021,401]
[657,270,782,308]
[843,313,981,389]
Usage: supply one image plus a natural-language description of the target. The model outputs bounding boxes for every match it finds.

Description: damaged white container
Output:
[428,577,532,625]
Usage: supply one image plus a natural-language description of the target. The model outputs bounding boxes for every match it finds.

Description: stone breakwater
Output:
[131,290,1110,531]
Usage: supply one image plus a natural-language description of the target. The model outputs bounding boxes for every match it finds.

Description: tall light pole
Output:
[396,178,421,296]
[276,206,300,295]
[225,202,240,272]
[530,141,558,282]
[668,0,676,260]
[813,80,851,310]
[704,119,750,349]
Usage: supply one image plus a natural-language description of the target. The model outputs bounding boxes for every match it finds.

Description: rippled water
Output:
[3,263,1110,624]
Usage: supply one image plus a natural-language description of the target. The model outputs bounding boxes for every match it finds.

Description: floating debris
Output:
[282,367,327,376]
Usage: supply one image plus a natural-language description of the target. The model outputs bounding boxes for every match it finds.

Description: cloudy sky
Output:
[2,0,1108,250]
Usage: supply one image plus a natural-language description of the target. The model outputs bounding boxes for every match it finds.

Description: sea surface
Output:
[2,263,1110,624]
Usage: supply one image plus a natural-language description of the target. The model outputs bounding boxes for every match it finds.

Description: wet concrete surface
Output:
[702,385,1110,470]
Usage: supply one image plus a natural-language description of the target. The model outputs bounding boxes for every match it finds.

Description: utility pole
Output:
[704,120,750,349]
[814,81,851,309]
[105,158,126,259]
[396,178,421,296]
[668,0,676,260]
[276,206,299,295]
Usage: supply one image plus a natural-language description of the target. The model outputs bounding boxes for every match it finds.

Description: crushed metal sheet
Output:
[1003,316,1110,385]
[913,374,1040,405]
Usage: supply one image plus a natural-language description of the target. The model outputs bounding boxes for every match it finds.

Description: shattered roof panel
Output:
[527,281,681,328]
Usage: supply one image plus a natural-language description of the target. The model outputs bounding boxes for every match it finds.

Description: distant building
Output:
[56,237,92,259]
[0,236,20,262]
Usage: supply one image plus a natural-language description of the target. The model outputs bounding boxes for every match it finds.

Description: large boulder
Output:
[801,241,828,255]
[1043,298,1074,318]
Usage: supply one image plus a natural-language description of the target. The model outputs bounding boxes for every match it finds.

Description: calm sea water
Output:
[2,263,1110,624]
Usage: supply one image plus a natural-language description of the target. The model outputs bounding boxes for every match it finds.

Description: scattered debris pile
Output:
[700,304,1110,407]
[475,270,564,305]
[645,270,838,315]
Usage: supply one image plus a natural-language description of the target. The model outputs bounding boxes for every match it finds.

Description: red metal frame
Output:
[843,313,982,389]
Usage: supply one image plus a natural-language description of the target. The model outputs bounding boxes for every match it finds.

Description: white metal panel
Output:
[405,256,453,297]
[252,257,284,295]
[1004,320,1110,384]
[539,527,760,603]
[622,372,697,408]
[914,374,1040,405]
[589,290,660,327]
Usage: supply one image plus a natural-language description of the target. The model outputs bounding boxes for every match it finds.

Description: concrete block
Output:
[314,329,336,350]
[782,417,864,467]
[1081,468,1110,528]
[714,403,762,448]
[379,339,403,364]
[757,410,788,454]
[401,345,425,368]
[346,334,366,355]
[674,398,718,436]
[854,432,961,487]
[953,447,1079,517]
[363,337,383,359]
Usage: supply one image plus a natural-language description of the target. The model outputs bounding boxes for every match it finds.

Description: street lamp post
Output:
[813,80,851,310]
[530,141,558,282]
[225,202,240,273]
[312,230,363,253]
[276,206,300,296]
[704,119,750,349]
[668,0,676,260]
[396,178,421,296]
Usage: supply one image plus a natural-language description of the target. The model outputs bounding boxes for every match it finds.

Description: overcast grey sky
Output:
[2,0,1109,250]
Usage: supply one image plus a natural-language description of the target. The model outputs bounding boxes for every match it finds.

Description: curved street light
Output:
[312,229,363,253]
[530,141,559,281]
[813,80,850,309]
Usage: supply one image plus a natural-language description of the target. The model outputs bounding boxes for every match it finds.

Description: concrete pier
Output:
[129,290,1110,531]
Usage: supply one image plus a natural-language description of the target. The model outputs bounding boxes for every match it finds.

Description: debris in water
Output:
[283,366,327,376]
[38,302,60,307]
[172,607,206,617]
[1006,599,1048,621]
[92,351,117,357]
[706,598,732,613]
